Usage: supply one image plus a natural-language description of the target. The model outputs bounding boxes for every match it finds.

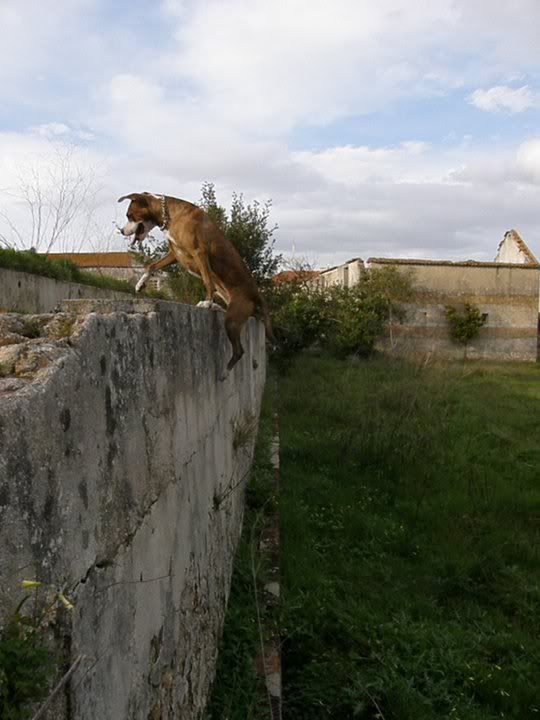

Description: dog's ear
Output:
[118,193,148,205]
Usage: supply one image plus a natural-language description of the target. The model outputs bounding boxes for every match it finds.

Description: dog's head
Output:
[117,192,160,245]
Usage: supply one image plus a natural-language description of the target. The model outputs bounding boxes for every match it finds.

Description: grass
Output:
[278,354,540,720]
[0,248,135,294]
[205,388,277,720]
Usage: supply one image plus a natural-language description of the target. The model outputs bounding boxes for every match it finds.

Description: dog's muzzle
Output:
[119,220,140,237]
[118,221,149,248]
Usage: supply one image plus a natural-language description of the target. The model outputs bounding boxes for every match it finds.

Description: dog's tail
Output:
[256,294,275,345]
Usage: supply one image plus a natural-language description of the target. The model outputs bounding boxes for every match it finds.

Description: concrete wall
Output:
[369,259,540,361]
[0,267,131,314]
[0,299,266,719]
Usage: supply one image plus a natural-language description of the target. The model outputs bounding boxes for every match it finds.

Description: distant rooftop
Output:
[496,229,538,264]
[45,252,137,268]
[368,257,540,270]
[273,269,321,284]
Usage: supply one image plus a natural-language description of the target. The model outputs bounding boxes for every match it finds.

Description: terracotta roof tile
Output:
[273,270,320,284]
[45,252,135,268]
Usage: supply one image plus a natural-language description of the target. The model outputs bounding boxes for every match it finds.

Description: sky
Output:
[0,0,539,267]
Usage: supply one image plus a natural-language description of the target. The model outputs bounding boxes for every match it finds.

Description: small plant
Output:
[19,318,41,339]
[0,581,75,719]
[445,303,487,350]
[232,414,258,453]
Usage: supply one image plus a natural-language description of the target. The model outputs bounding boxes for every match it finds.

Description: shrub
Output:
[445,304,487,347]
[269,266,414,365]
[270,282,332,364]
[0,591,55,720]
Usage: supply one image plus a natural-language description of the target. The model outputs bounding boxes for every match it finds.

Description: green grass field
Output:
[279,355,540,720]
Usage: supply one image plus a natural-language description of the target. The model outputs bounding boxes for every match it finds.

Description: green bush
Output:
[445,304,487,347]
[270,282,332,363]
[269,266,414,366]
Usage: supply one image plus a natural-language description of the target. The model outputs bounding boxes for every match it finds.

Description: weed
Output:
[232,414,258,454]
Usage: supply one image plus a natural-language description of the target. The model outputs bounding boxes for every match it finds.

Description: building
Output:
[495,229,538,265]
[312,258,364,289]
[309,231,540,362]
[368,258,539,362]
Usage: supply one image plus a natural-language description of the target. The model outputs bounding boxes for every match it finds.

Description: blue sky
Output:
[0,0,539,265]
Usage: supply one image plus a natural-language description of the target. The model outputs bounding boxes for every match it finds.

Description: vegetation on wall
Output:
[445,303,487,347]
[0,248,135,294]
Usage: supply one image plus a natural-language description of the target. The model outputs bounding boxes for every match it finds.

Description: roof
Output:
[497,229,538,264]
[368,257,540,270]
[45,252,136,268]
[273,270,321,284]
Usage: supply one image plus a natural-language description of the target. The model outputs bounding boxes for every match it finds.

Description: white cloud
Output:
[30,123,71,138]
[516,139,540,183]
[293,142,432,186]
[468,85,537,113]
[1,1,540,262]
[160,0,461,133]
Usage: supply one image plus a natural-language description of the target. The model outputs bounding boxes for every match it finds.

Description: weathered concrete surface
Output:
[0,266,130,313]
[0,299,266,719]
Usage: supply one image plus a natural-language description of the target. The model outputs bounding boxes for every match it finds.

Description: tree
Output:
[326,267,414,357]
[0,142,100,253]
[199,182,281,286]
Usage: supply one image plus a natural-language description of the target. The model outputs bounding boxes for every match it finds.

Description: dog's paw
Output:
[135,273,149,293]
[197,300,213,309]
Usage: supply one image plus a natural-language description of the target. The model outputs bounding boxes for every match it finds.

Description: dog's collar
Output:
[159,195,170,231]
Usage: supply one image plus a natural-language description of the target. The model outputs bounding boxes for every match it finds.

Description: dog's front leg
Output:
[135,250,177,293]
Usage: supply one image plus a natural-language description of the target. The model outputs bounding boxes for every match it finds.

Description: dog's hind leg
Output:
[220,296,255,379]
[193,249,216,306]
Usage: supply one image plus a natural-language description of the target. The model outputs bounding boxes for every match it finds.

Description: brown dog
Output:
[118,192,273,377]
